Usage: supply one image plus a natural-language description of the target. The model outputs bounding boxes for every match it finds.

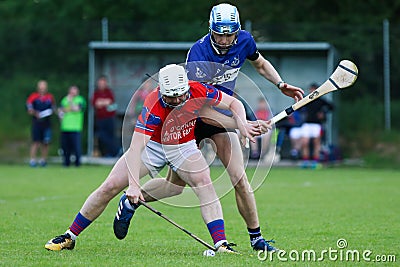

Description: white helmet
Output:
[159,64,189,97]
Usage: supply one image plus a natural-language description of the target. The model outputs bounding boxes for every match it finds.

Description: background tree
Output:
[0,0,399,162]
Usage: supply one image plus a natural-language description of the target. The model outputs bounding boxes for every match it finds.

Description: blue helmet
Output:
[209,3,241,34]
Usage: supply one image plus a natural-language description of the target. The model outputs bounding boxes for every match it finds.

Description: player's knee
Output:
[98,180,121,200]
[232,174,251,191]
[189,173,213,188]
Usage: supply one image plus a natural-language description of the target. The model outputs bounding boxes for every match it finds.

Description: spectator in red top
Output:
[128,78,155,126]
[91,75,119,157]
[250,97,272,159]
[26,80,56,167]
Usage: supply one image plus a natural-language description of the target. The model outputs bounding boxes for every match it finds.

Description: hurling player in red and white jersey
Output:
[45,64,258,253]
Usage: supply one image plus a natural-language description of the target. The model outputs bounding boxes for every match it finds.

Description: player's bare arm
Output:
[250,54,304,102]
[199,106,263,137]
[125,131,148,204]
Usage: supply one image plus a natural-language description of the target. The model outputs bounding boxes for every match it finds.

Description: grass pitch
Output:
[0,164,398,266]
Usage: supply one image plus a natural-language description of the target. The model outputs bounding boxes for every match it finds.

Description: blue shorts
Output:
[32,123,52,144]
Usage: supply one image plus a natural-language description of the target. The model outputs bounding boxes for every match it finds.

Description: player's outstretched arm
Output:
[125,132,149,204]
[199,106,263,137]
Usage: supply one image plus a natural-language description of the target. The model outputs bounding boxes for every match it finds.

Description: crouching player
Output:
[45,64,258,253]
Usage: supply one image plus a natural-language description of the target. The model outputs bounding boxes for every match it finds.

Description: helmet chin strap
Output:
[210,41,228,55]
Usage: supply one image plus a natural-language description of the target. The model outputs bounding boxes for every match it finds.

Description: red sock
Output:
[207,219,226,245]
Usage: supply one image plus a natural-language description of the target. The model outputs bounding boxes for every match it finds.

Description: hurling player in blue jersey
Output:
[183,3,303,252]
[185,3,303,252]
[113,3,304,253]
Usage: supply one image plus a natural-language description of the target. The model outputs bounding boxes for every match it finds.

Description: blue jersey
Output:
[186,30,258,96]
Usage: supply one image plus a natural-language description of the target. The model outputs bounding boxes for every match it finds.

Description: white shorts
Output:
[301,123,322,138]
[141,140,201,177]
[289,127,303,139]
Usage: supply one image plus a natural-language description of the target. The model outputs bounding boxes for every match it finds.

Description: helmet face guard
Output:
[159,64,189,97]
[209,3,241,53]
[209,32,238,54]
[160,94,189,109]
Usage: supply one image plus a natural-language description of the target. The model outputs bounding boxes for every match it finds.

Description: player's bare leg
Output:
[135,131,276,251]
[176,152,223,222]
[141,168,186,201]
[211,131,259,228]
[114,150,234,251]
[211,131,277,251]
[132,153,223,222]
[175,151,235,252]
[80,155,147,220]
[45,154,148,250]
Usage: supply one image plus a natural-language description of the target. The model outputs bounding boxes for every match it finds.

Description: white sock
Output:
[214,240,227,248]
[65,229,77,240]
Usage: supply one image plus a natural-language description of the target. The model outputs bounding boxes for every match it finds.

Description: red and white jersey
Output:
[135,81,222,145]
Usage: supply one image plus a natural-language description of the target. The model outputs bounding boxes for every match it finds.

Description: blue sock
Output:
[69,212,92,236]
[207,219,226,245]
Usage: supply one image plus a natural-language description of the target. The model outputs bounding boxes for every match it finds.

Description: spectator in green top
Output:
[58,85,86,167]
